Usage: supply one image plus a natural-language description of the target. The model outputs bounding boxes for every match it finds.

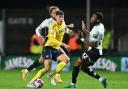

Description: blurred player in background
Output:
[22,6,73,83]
[66,12,107,88]
[27,10,71,87]
[29,33,44,54]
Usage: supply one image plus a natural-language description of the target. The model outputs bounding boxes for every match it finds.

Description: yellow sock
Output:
[55,62,66,73]
[50,62,66,76]
[31,69,46,82]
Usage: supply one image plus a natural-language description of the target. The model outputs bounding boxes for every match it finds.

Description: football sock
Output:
[56,62,66,73]
[72,66,80,84]
[51,62,66,76]
[81,66,100,80]
[31,69,46,82]
[27,60,41,71]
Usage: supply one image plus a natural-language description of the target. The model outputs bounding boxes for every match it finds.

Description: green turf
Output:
[0,70,128,89]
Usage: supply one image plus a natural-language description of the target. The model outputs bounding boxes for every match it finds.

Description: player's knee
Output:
[58,55,69,63]
[44,67,50,72]
[74,58,82,66]
[81,66,88,73]
[38,59,44,64]
[62,56,69,63]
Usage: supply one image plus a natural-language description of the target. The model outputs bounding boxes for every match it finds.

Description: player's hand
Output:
[67,23,74,28]
[68,30,74,36]
[38,35,43,40]
[38,36,45,45]
[62,43,70,52]
[82,20,86,30]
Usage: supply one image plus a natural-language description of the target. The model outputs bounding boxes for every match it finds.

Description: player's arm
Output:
[67,23,74,28]
[65,28,73,35]
[82,20,90,35]
[35,19,50,43]
[35,26,42,37]
[84,40,97,48]
[81,20,98,47]
[49,31,70,51]
[76,31,85,45]
[65,24,74,36]
[48,24,70,51]
[35,19,49,37]
[63,20,74,28]
[35,26,45,43]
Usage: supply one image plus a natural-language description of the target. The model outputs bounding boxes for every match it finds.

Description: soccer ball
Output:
[33,79,44,88]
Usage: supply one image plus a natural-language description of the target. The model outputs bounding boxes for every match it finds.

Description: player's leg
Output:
[53,62,63,83]
[65,58,81,88]
[31,59,52,82]
[81,65,107,88]
[48,53,69,85]
[54,47,70,83]
[81,65,100,79]
[27,59,52,87]
[21,55,42,81]
[81,48,107,88]
[27,46,54,87]
[54,54,69,75]
[27,55,45,71]
[30,46,54,83]
[72,58,81,84]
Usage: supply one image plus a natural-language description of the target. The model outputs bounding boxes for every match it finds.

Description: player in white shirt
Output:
[66,12,107,88]
[89,22,105,55]
[22,6,72,83]
[35,18,54,38]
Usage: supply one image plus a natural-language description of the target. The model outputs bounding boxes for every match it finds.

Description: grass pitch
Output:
[0,70,128,89]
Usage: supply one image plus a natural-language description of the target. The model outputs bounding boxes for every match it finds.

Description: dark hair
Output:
[48,6,59,14]
[56,10,64,16]
[95,12,103,21]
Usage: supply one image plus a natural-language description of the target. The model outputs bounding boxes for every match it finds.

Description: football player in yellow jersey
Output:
[27,10,70,87]
[22,6,74,83]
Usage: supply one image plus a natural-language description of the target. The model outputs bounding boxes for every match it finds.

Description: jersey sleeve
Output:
[35,26,42,37]
[35,18,52,37]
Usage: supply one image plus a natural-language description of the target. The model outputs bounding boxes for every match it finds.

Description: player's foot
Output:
[47,74,56,86]
[65,83,77,88]
[27,82,35,88]
[54,73,63,83]
[101,77,107,88]
[21,69,28,81]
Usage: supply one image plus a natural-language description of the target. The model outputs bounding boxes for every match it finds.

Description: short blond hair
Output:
[48,6,59,14]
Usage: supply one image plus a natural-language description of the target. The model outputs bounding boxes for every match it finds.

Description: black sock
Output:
[27,60,41,71]
[81,66,100,80]
[72,66,80,84]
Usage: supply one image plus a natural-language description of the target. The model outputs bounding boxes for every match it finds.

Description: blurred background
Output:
[0,0,128,72]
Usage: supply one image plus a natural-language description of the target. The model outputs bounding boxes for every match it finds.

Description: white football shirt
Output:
[35,18,54,37]
[89,23,105,55]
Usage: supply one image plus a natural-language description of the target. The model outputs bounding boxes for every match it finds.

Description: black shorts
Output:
[41,46,63,61]
[80,47,101,66]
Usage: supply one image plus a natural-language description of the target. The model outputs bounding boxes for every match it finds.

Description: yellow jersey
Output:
[44,21,67,49]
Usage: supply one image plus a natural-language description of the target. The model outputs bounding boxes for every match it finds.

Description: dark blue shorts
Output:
[41,46,63,61]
